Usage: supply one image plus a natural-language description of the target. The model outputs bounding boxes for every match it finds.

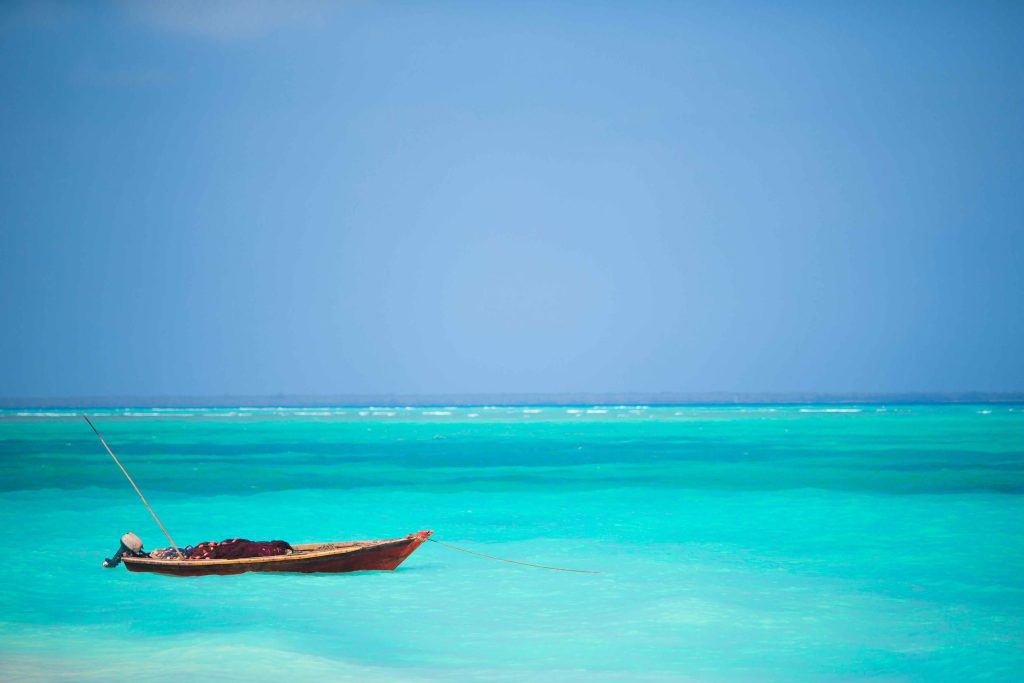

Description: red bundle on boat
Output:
[188,538,292,560]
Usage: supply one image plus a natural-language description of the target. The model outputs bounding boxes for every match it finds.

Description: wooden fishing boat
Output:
[85,416,596,579]
[121,530,433,576]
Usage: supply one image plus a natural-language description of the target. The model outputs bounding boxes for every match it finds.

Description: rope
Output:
[83,415,185,560]
[427,538,600,574]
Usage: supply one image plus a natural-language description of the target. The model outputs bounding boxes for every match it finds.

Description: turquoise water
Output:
[1,405,1022,681]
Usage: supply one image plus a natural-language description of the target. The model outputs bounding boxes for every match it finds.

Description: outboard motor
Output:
[102,532,145,568]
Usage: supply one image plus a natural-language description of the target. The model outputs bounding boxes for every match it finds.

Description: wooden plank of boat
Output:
[121,530,433,576]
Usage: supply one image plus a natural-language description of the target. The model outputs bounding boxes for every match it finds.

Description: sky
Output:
[1,0,1022,399]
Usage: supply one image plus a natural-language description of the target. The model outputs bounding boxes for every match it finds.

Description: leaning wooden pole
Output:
[83,414,184,559]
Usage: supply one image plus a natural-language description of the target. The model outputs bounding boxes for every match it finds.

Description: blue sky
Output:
[1,1,1022,398]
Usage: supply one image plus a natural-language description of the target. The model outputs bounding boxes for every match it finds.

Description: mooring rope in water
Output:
[83,415,185,560]
[427,538,600,574]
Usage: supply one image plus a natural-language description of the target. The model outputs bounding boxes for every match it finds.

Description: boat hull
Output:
[122,530,432,576]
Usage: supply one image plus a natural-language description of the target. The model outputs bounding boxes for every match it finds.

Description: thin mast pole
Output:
[83,414,184,559]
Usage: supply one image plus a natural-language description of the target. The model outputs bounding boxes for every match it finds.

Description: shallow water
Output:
[1,405,1022,681]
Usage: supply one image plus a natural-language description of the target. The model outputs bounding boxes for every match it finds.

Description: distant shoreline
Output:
[2,392,1023,409]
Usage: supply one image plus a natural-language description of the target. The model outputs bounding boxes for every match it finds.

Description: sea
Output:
[0,405,1022,681]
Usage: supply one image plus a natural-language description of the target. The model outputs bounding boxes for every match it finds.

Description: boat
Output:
[119,530,433,576]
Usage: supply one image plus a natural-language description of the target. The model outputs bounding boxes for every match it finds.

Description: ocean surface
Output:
[1,405,1022,682]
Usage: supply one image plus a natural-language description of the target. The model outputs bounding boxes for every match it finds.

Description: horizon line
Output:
[2,391,1023,409]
